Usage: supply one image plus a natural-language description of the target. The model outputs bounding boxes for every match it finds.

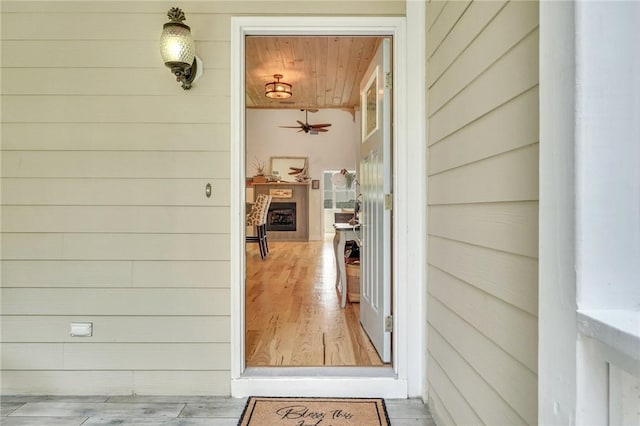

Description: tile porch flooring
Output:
[1,396,436,425]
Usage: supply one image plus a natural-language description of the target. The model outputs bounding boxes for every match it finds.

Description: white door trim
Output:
[230,7,426,398]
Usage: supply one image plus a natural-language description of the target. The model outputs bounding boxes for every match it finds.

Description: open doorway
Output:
[243,36,390,367]
[230,15,425,398]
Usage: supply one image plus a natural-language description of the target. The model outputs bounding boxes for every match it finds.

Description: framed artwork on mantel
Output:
[270,156,308,182]
[311,179,320,190]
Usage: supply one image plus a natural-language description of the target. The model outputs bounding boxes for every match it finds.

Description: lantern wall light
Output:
[159,7,203,90]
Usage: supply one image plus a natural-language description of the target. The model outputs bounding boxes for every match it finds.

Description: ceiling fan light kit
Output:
[265,74,292,99]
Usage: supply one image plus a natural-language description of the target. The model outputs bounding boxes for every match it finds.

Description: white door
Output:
[359,38,392,363]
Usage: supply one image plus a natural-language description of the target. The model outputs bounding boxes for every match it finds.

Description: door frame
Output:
[230,9,426,398]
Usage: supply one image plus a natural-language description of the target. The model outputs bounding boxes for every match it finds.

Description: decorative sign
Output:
[269,188,293,199]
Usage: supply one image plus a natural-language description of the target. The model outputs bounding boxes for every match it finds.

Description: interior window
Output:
[323,170,356,210]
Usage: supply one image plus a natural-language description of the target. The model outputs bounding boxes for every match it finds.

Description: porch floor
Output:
[1,395,436,425]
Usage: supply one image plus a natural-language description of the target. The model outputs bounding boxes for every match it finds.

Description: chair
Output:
[257,194,273,256]
[246,194,272,259]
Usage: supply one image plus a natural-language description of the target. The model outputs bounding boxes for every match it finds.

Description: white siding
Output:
[426,1,539,425]
[0,1,405,395]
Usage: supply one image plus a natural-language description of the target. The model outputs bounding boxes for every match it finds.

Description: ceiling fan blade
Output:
[281,111,331,134]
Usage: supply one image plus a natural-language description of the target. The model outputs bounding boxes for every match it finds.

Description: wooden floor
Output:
[245,236,384,366]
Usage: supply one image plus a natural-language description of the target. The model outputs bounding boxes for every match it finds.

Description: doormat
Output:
[238,396,390,425]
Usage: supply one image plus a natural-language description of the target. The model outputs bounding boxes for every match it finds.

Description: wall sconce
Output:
[159,7,203,90]
[265,74,292,99]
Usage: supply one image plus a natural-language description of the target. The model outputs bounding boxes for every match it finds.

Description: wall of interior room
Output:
[0,0,405,395]
[425,1,539,425]
[245,109,359,240]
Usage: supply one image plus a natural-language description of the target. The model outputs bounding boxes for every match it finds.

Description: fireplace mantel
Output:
[253,183,309,241]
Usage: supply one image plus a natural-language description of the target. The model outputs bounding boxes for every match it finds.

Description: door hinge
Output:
[385,315,393,332]
[384,193,393,210]
[385,72,392,89]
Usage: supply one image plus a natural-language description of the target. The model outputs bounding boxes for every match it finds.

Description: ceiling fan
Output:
[280,109,331,135]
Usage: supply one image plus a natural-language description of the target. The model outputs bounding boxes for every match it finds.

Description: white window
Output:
[323,170,356,210]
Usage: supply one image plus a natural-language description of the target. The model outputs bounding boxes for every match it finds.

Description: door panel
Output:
[359,38,392,363]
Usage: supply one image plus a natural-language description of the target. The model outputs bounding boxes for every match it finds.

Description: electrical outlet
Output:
[70,322,93,337]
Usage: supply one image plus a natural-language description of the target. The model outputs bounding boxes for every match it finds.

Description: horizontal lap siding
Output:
[1,206,230,233]
[1,40,230,69]
[0,6,231,395]
[1,260,230,288]
[1,316,231,342]
[2,96,230,123]
[426,1,539,425]
[2,123,230,151]
[1,178,231,206]
[1,0,405,397]
[1,234,231,260]
[2,343,231,370]
[0,370,231,396]
[1,288,231,316]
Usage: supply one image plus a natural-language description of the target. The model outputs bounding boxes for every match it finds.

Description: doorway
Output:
[230,15,425,398]
[244,35,389,368]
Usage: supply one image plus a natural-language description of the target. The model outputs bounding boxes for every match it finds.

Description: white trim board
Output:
[230,11,426,398]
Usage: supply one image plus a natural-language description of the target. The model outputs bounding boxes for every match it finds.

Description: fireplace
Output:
[253,183,309,241]
[267,202,296,231]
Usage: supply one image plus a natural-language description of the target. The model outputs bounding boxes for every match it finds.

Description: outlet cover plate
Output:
[70,322,93,337]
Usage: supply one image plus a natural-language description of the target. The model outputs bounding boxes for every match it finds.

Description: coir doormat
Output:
[238,396,390,425]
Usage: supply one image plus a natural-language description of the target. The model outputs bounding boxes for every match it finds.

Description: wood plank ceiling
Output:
[245,36,383,111]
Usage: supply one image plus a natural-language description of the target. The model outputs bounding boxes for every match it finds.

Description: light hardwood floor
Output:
[245,236,384,366]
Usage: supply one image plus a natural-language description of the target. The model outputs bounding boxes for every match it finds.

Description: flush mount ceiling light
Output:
[265,74,292,99]
[159,7,203,90]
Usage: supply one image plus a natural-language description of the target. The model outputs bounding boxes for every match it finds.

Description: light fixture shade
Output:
[160,22,195,66]
[159,7,199,90]
[265,74,292,99]
[160,7,195,68]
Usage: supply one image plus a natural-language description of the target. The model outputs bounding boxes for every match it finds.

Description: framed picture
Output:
[270,156,308,183]
[362,66,378,142]
[311,179,320,190]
